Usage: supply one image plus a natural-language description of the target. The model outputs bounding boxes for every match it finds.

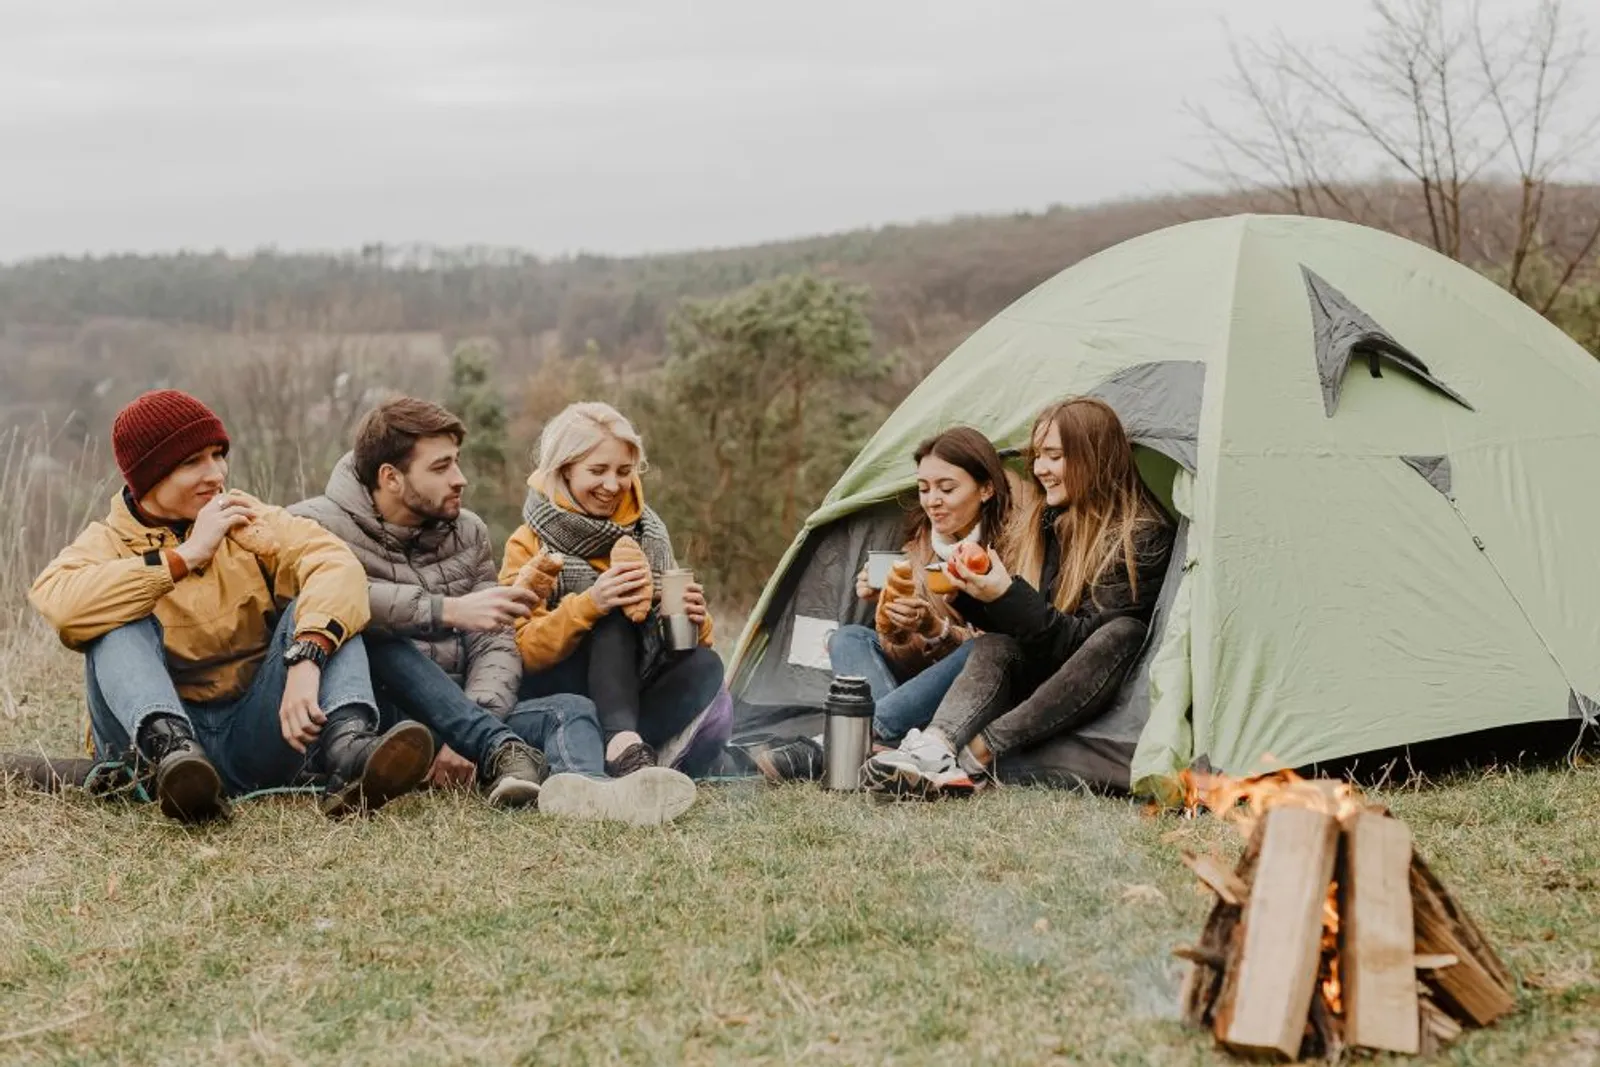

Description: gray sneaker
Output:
[481,740,546,810]
[538,766,697,826]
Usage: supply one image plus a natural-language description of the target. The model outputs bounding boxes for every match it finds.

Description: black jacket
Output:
[956,510,1174,673]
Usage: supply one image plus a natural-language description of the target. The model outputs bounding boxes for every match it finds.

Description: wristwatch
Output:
[283,639,330,670]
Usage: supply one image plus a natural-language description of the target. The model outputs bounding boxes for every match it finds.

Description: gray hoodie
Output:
[289,452,521,717]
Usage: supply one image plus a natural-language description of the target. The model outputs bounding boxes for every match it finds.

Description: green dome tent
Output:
[727,214,1600,799]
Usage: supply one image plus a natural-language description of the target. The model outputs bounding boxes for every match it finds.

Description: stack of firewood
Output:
[1175,775,1514,1061]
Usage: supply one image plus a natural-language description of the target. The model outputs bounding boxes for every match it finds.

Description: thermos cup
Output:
[822,675,875,791]
[659,568,699,652]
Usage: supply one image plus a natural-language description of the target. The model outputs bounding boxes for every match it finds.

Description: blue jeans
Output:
[85,604,377,796]
[504,697,608,778]
[366,636,525,767]
[827,624,975,742]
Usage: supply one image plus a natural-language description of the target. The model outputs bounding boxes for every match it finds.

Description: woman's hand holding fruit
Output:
[946,546,1010,603]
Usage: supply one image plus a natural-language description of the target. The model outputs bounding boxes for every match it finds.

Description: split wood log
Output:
[1417,986,1462,1058]
[1180,826,1265,1029]
[1340,812,1419,1054]
[1414,953,1459,971]
[1214,807,1340,1060]
[1410,856,1515,1026]
[1183,852,1248,905]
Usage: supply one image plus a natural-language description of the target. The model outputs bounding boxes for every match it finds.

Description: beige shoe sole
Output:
[538,767,697,826]
[485,775,541,809]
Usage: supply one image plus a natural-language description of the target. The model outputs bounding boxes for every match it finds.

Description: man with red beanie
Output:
[30,389,434,823]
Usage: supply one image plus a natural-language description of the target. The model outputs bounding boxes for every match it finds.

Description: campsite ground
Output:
[2,647,1598,1066]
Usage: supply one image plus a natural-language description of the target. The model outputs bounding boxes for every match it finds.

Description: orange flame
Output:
[1179,766,1367,837]
[1320,882,1343,1015]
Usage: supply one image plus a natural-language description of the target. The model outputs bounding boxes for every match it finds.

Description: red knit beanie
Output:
[112,390,231,500]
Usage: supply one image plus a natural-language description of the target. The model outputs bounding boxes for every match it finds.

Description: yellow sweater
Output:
[499,478,713,672]
[30,490,369,708]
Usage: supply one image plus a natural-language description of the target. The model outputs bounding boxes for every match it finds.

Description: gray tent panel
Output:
[1302,267,1474,416]
[1401,454,1454,497]
[1086,361,1205,472]
[732,500,906,739]
[1571,691,1599,724]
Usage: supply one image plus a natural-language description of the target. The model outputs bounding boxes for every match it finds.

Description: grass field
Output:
[3,643,1599,1066]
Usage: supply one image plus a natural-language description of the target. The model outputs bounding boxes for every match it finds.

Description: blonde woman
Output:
[500,402,723,777]
[863,397,1175,797]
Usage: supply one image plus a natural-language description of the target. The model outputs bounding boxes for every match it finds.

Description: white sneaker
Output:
[537,767,698,825]
[861,728,975,798]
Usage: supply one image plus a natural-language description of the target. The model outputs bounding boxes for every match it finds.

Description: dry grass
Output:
[3,640,1599,1065]
[3,428,1598,1065]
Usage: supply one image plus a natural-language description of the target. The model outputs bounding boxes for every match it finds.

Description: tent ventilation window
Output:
[1302,267,1474,417]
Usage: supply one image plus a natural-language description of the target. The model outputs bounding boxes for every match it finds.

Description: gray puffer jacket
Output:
[289,452,521,717]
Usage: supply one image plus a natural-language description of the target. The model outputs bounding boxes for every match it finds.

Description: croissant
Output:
[515,550,565,601]
[224,491,278,555]
[611,535,654,623]
[875,560,915,633]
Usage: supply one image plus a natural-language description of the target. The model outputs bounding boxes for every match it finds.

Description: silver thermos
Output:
[822,675,875,791]
[659,568,700,652]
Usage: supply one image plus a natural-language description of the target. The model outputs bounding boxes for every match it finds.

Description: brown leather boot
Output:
[312,710,433,819]
[136,715,230,823]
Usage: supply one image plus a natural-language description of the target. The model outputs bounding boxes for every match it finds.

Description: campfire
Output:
[1174,769,1514,1061]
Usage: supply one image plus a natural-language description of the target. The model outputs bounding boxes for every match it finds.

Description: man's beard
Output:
[401,482,461,522]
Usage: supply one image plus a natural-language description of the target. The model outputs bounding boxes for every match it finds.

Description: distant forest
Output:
[3,184,1598,607]
[5,183,1597,435]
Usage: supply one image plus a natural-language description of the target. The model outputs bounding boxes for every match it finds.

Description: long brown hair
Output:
[1010,397,1164,612]
[906,426,1012,554]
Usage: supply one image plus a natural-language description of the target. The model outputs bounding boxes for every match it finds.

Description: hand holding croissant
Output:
[874,560,916,634]
[609,536,654,622]
[514,549,565,602]
[224,490,278,555]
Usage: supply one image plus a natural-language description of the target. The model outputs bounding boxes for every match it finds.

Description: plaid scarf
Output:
[521,486,681,682]
[521,487,677,603]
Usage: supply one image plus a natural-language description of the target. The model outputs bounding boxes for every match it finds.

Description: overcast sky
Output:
[0,0,1534,261]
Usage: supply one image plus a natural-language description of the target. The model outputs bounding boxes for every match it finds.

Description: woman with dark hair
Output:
[754,427,1015,782]
[862,397,1174,797]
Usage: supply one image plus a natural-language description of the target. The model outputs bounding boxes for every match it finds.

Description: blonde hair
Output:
[532,402,648,502]
[1009,397,1165,612]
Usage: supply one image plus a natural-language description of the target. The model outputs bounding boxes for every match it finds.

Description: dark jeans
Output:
[519,612,725,748]
[85,604,377,796]
[366,636,524,766]
[827,624,974,742]
[928,617,1148,757]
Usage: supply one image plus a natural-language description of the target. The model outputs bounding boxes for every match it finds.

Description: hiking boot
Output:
[538,767,698,826]
[312,710,433,819]
[136,715,231,823]
[480,739,546,809]
[604,741,657,778]
[861,728,975,799]
[752,736,825,783]
[0,753,137,798]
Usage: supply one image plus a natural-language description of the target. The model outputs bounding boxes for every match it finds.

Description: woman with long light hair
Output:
[500,402,724,780]
[862,397,1175,797]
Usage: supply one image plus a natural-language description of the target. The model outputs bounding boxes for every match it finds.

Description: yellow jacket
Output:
[499,477,713,672]
[30,490,370,705]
